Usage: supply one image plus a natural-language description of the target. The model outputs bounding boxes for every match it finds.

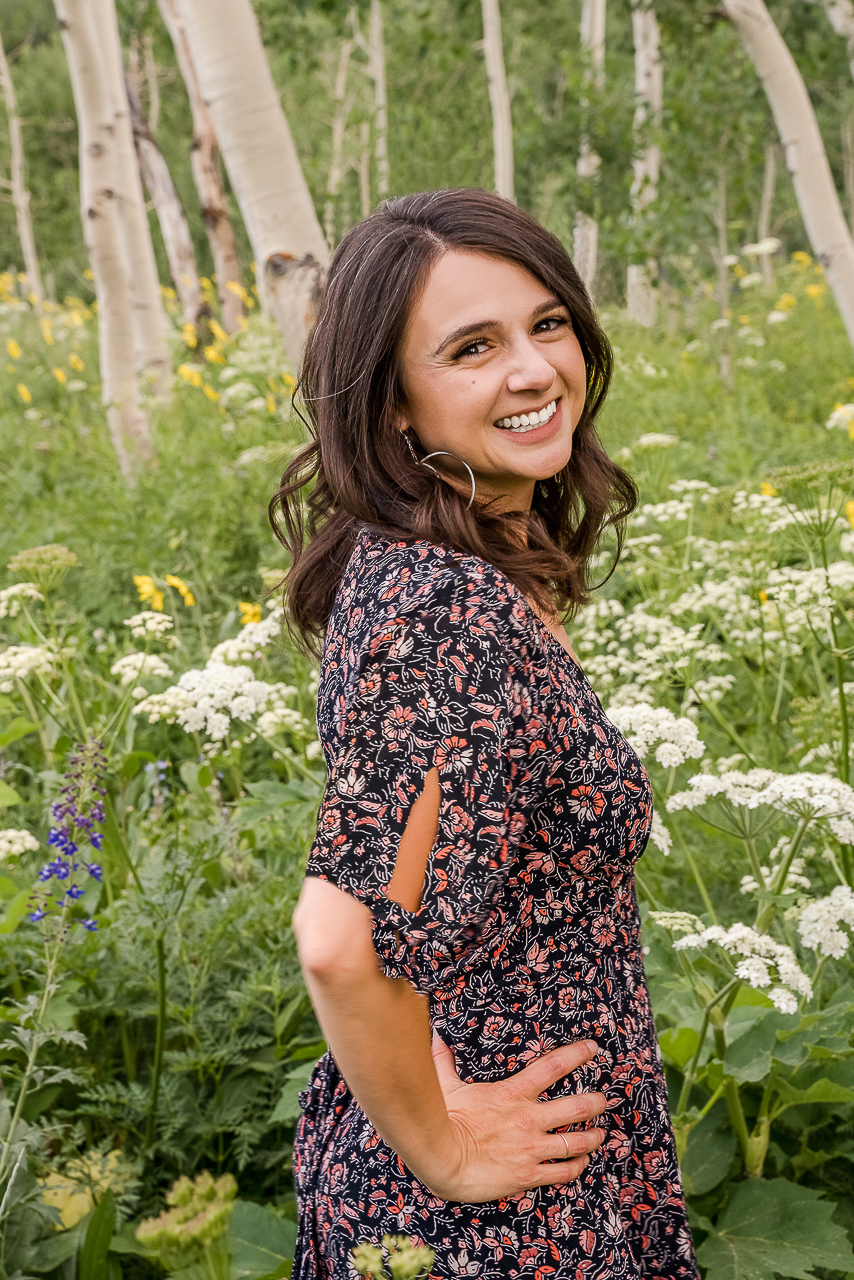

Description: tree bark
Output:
[156,0,243,335]
[757,139,777,287]
[627,0,661,326]
[720,0,854,353]
[573,0,606,294]
[143,32,160,134]
[175,0,329,368]
[0,30,45,304]
[127,47,202,329]
[358,120,372,218]
[54,0,152,478]
[324,31,354,246]
[370,0,389,201]
[481,0,514,201]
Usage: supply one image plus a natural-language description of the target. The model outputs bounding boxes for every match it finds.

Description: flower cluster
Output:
[0,827,39,859]
[208,605,282,664]
[110,652,172,687]
[7,543,77,593]
[134,662,301,742]
[667,768,854,843]
[0,643,54,692]
[0,581,44,618]
[605,703,705,768]
[123,611,175,640]
[672,921,812,1014]
[740,834,811,895]
[30,740,106,931]
[136,1171,237,1258]
[352,1235,436,1280]
[797,885,854,959]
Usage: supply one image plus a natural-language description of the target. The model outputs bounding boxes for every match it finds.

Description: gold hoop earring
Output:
[402,430,476,510]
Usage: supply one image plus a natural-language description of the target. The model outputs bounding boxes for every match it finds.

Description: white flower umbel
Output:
[134,662,299,742]
[648,910,704,936]
[826,403,854,434]
[0,582,44,618]
[667,769,854,842]
[123,611,175,639]
[606,703,705,768]
[797,885,854,959]
[209,607,282,664]
[110,652,172,687]
[673,922,813,1012]
[0,644,54,692]
[0,827,39,859]
[648,811,672,856]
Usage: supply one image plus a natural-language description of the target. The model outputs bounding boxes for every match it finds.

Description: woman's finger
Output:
[506,1040,599,1101]
[530,1153,591,1187]
[538,1090,608,1130]
[543,1126,606,1163]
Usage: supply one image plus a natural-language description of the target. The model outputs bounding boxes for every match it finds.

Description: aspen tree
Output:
[573,0,605,295]
[324,31,354,247]
[720,0,854,353]
[756,141,777,287]
[627,0,661,327]
[0,30,44,305]
[54,0,152,478]
[175,0,329,367]
[127,45,202,329]
[480,0,514,201]
[370,1,389,201]
[156,0,243,334]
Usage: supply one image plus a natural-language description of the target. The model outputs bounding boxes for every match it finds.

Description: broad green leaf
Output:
[227,1200,296,1280]
[0,717,38,747]
[724,1014,779,1084]
[774,1077,854,1111]
[0,888,31,935]
[0,779,22,807]
[109,1222,156,1257]
[696,1178,854,1280]
[29,1216,89,1272]
[270,1063,315,1124]
[681,1107,736,1196]
[658,1025,699,1069]
[79,1191,115,1280]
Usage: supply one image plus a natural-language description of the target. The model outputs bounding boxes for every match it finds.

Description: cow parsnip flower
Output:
[0,828,39,859]
[606,704,705,769]
[673,922,812,1013]
[124,610,175,638]
[0,582,44,618]
[798,886,854,959]
[110,652,171,687]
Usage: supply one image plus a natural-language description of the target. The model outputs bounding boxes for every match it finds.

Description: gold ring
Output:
[560,1132,569,1158]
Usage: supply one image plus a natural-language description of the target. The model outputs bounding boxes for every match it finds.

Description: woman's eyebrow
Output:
[432,297,567,357]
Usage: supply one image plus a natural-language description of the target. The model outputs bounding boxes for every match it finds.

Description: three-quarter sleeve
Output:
[306,572,543,994]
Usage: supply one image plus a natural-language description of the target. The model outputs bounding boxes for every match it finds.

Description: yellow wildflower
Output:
[39,1151,125,1231]
[759,590,769,605]
[17,384,31,404]
[805,282,826,301]
[733,263,746,278]
[69,352,84,371]
[165,574,195,607]
[161,285,177,300]
[178,363,203,388]
[17,272,27,284]
[182,323,198,350]
[846,501,854,531]
[40,317,55,345]
[776,293,797,311]
[52,367,67,384]
[209,319,228,344]
[738,315,751,325]
[134,574,164,612]
[282,372,296,389]
[266,394,276,414]
[6,338,20,359]
[760,482,776,496]
[239,601,262,626]
[792,250,811,267]
[203,384,220,402]
[204,344,225,364]
[225,280,248,302]
[199,277,214,292]
[83,268,94,280]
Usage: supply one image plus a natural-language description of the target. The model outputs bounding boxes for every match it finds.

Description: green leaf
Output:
[0,779,22,807]
[681,1106,736,1196]
[0,888,30,935]
[0,717,38,747]
[696,1178,854,1280]
[227,1201,296,1280]
[270,1063,315,1124]
[109,1221,156,1257]
[774,1077,854,1112]
[78,1190,115,1280]
[658,1025,699,1069]
[119,750,155,782]
[724,1012,794,1084]
[28,1216,89,1272]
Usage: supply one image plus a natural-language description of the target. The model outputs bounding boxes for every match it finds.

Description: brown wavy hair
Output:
[269,188,636,656]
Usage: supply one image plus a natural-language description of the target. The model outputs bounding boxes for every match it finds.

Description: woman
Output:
[271,188,698,1279]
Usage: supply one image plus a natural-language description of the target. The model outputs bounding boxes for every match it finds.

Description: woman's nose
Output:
[506,340,556,393]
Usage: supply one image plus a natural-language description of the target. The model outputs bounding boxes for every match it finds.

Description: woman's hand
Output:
[420,1033,607,1203]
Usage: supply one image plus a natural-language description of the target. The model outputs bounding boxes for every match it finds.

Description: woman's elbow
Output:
[293,881,378,981]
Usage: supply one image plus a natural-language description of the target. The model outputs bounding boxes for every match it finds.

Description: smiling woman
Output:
[270,190,698,1280]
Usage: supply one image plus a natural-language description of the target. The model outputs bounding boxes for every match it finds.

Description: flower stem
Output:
[144,934,167,1149]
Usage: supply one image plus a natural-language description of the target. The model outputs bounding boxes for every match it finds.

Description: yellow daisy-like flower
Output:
[161,285,177,300]
[178,363,203,388]
[182,323,198,350]
[805,282,826,301]
[738,315,751,325]
[846,501,854,531]
[203,384,220,402]
[759,590,769,605]
[209,319,228,344]
[791,250,811,267]
[266,394,276,414]
[281,372,296,389]
[776,293,797,311]
[40,317,55,345]
[760,481,776,496]
[165,574,195,607]
[83,268,94,280]
[199,277,214,292]
[225,280,248,302]
[69,352,84,371]
[204,344,225,364]
[6,338,21,359]
[134,574,164,612]
[52,367,67,384]
[239,601,262,626]
[17,383,32,404]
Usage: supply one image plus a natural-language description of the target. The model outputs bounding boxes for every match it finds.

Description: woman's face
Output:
[397,250,588,511]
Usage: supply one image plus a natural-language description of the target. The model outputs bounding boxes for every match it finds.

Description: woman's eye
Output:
[455,339,490,358]
[535,315,570,334]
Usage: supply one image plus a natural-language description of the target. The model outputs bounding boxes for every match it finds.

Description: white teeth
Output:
[495,400,557,432]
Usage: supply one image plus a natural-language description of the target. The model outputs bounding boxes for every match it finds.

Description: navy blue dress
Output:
[293,528,698,1280]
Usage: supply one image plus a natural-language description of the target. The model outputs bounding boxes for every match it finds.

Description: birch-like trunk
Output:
[143,33,160,134]
[757,140,777,287]
[481,0,514,201]
[358,120,372,218]
[127,49,202,328]
[0,31,44,304]
[809,0,854,82]
[54,0,152,477]
[573,0,606,294]
[627,0,661,326]
[324,33,354,246]
[844,115,854,235]
[370,0,389,201]
[175,0,329,367]
[156,0,243,334]
[720,0,854,352]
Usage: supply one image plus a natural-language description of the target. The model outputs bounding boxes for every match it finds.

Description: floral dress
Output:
[292,528,698,1280]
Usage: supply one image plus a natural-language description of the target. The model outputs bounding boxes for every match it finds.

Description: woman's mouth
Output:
[493,399,561,438]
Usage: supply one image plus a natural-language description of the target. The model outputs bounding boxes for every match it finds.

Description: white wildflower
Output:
[209,608,282,663]
[648,811,672,856]
[123,611,175,638]
[134,662,297,742]
[826,403,854,433]
[674,922,812,1004]
[606,704,705,768]
[0,582,44,618]
[0,828,39,859]
[667,768,854,843]
[766,310,789,324]
[110,652,171,687]
[648,910,704,935]
[797,885,854,959]
[738,272,762,290]
[636,433,679,449]
[0,644,54,692]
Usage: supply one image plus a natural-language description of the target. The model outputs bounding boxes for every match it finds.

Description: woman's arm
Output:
[293,875,608,1203]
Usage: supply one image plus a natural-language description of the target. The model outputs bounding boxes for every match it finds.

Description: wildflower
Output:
[17,384,31,404]
[209,319,228,344]
[648,812,672,856]
[791,250,812,267]
[265,394,276,414]
[0,828,39,859]
[636,432,679,449]
[124,610,175,638]
[673,922,812,1011]
[30,740,107,932]
[50,367,67,385]
[134,574,164,612]
[239,601,262,626]
[846,500,854,531]
[6,338,20,359]
[165,574,195,607]
[110,652,171,686]
[203,344,225,364]
[182,323,198,349]
[177,364,203,388]
[8,543,78,594]
[136,1171,237,1261]
[605,704,705,769]
[776,292,797,310]
[766,310,789,324]
[649,911,704,935]
[83,268,94,280]
[0,644,54,691]
[0,582,44,618]
[282,372,296,388]
[805,282,826,301]
[209,607,281,662]
[202,384,220,402]
[39,1151,126,1230]
[135,663,297,742]
[798,886,854,959]
[69,352,84,371]
[738,273,762,290]
[667,768,854,844]
[741,237,780,256]
[225,280,249,301]
[40,316,55,345]
[199,277,214,291]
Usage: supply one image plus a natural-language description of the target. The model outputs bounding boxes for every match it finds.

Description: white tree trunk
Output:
[757,139,777,287]
[573,0,606,293]
[54,0,152,478]
[481,0,514,201]
[370,0,389,201]
[809,0,854,81]
[143,32,160,134]
[127,49,202,328]
[175,0,329,368]
[358,120,372,218]
[627,0,661,326]
[156,0,243,335]
[324,34,353,246]
[0,31,44,304]
[721,0,854,353]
